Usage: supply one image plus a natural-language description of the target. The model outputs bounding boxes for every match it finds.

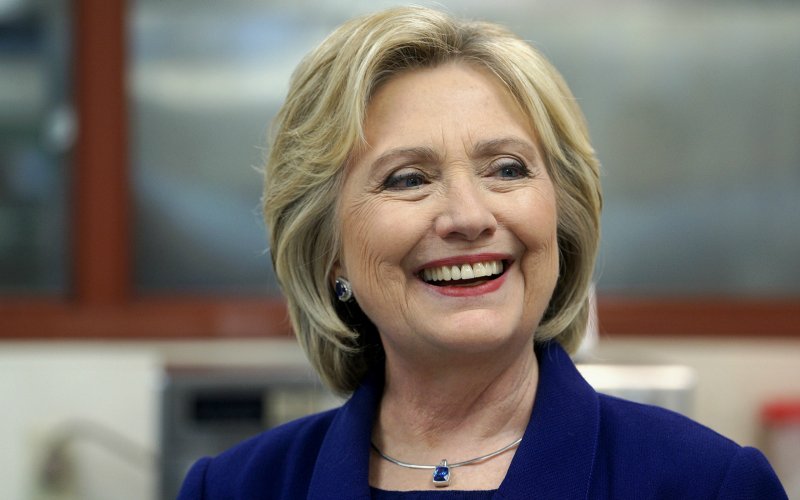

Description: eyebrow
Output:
[471,137,540,162]
[369,136,539,172]
[370,146,441,173]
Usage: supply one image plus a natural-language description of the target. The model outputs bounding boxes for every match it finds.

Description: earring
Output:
[334,277,353,302]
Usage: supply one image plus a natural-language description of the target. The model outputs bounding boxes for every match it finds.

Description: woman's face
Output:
[335,62,559,363]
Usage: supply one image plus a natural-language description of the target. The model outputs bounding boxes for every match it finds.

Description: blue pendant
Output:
[432,460,450,487]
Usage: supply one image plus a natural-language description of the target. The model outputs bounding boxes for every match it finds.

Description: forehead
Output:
[361,62,535,150]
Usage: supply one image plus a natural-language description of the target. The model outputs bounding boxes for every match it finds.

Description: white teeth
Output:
[421,260,505,284]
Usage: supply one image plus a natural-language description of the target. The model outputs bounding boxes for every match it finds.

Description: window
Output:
[0,0,72,294]
[1,0,797,339]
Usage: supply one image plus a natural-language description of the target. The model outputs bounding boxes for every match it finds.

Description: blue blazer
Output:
[178,342,786,499]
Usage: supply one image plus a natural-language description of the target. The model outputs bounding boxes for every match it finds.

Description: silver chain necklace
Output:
[371,437,523,487]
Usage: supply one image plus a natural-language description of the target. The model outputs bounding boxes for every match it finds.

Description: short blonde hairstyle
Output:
[263,6,602,394]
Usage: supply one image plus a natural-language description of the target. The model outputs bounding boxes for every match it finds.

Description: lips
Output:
[414,254,511,297]
[421,260,505,284]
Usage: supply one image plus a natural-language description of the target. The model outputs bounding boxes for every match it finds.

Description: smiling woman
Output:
[263,11,602,398]
[334,63,559,379]
[177,6,787,498]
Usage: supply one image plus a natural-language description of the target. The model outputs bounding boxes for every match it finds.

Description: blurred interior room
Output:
[1,0,799,498]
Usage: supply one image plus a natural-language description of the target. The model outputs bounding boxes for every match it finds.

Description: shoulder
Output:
[597,393,739,458]
[592,394,786,498]
[177,407,340,500]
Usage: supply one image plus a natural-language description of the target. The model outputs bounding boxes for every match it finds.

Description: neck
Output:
[373,340,538,464]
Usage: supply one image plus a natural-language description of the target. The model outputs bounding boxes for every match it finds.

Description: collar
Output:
[307,342,599,499]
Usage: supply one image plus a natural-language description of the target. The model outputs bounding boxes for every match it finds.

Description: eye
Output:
[492,158,530,179]
[383,170,428,190]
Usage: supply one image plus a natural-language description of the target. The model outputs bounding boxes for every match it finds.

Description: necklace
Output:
[371,436,523,487]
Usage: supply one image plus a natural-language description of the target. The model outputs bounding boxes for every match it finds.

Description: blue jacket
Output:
[178,342,786,499]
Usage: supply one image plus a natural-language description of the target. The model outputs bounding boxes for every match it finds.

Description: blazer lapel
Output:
[306,369,382,499]
[497,342,600,499]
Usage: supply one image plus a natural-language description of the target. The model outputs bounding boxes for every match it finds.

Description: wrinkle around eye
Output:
[496,163,529,180]
[383,170,429,190]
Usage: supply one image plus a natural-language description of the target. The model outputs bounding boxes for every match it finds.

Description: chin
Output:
[432,318,530,354]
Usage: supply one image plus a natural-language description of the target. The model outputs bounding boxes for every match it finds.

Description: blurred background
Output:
[1,0,799,498]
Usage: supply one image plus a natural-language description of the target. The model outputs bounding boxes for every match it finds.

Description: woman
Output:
[179,6,786,499]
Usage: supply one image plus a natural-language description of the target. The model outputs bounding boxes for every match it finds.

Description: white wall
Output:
[0,340,305,500]
[1,337,797,499]
[0,347,159,500]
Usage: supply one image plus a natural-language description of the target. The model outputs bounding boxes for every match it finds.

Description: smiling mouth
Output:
[419,260,506,287]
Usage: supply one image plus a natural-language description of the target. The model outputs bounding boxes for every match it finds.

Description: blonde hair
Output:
[263,6,602,394]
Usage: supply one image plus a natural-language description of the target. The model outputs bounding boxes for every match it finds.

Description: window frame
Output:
[1,0,798,340]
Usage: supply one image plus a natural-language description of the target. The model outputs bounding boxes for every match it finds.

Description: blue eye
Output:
[384,171,427,190]
[495,160,529,179]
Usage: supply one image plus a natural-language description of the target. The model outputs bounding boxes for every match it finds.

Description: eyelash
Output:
[383,170,427,190]
[492,158,532,179]
[381,158,532,190]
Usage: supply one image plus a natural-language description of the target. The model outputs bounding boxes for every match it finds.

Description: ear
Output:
[331,259,347,284]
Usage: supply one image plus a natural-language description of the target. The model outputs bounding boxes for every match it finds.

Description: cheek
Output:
[517,223,558,276]
[339,197,412,292]
[514,190,560,290]
[338,197,425,334]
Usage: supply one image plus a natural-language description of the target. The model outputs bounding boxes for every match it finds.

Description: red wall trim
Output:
[598,296,800,337]
[2,296,798,339]
[0,298,292,339]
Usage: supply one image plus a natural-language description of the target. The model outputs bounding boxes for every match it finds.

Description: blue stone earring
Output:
[334,277,353,302]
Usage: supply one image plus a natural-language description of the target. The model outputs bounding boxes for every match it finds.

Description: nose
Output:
[434,175,498,241]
